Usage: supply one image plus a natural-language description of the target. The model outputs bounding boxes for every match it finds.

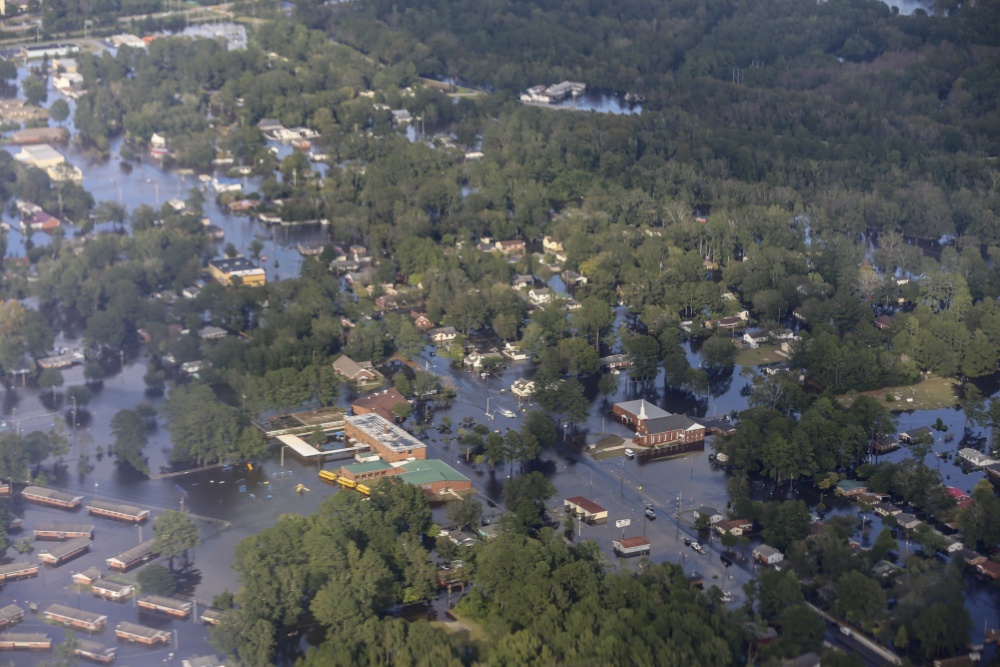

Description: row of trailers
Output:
[318,469,371,495]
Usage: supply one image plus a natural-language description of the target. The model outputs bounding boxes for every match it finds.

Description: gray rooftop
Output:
[346,413,426,455]
[615,399,670,420]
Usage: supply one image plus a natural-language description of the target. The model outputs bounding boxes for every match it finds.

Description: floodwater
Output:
[1,49,997,665]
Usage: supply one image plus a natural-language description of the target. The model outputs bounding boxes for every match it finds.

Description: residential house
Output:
[428,327,458,345]
[977,561,1000,580]
[352,388,409,423]
[464,350,503,371]
[715,519,752,536]
[564,496,609,525]
[946,487,973,510]
[872,436,900,454]
[940,535,964,554]
[446,531,479,548]
[694,506,724,525]
[962,549,986,567]
[22,211,62,233]
[528,288,552,305]
[410,312,434,332]
[562,270,588,286]
[332,355,380,383]
[872,560,900,578]
[753,544,784,565]
[542,236,564,253]
[875,315,893,331]
[899,426,933,445]
[495,239,526,255]
[895,513,922,531]
[501,342,529,361]
[792,308,807,323]
[835,480,868,497]
[512,274,534,289]
[874,503,902,518]
[600,354,630,370]
[958,448,998,467]
[743,329,769,349]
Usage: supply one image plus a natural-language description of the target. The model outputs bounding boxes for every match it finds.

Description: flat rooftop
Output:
[87,498,150,517]
[346,414,426,455]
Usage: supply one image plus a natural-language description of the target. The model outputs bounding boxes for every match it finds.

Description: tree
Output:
[759,500,811,551]
[110,409,149,473]
[754,569,804,622]
[154,510,201,570]
[49,99,70,126]
[163,384,265,464]
[700,336,736,376]
[501,471,555,532]
[776,604,825,657]
[22,76,46,106]
[446,498,482,531]
[870,527,897,563]
[835,571,885,626]
[961,329,997,378]
[38,367,64,396]
[64,384,92,408]
[392,402,413,422]
[137,564,176,595]
[623,335,660,381]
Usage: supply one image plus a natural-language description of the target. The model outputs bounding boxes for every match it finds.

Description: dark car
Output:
[645,509,656,520]
[720,555,733,567]
[429,351,436,356]
[683,538,692,546]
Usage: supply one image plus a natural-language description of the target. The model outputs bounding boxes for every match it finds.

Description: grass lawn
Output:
[734,345,787,366]
[434,607,485,644]
[839,375,958,411]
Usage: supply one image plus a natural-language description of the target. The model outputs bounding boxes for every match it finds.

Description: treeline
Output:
[214,478,751,667]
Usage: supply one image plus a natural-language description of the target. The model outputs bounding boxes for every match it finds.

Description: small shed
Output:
[564,496,609,525]
[613,536,651,557]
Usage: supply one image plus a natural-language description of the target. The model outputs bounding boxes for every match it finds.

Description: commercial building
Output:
[337,458,471,497]
[115,621,170,646]
[612,399,706,448]
[613,536,651,557]
[138,595,193,618]
[344,413,426,463]
[21,486,83,509]
[107,539,158,571]
[207,257,266,287]
[41,604,107,632]
[37,537,91,565]
[564,496,609,525]
[86,499,151,523]
[33,523,94,540]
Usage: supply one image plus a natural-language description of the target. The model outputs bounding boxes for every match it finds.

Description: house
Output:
[0,562,39,582]
[428,326,458,344]
[743,329,769,349]
[332,355,380,383]
[91,579,135,601]
[86,499,151,523]
[512,274,534,289]
[352,388,409,422]
[962,549,986,566]
[22,211,62,233]
[753,544,784,565]
[872,436,900,454]
[446,530,479,547]
[977,561,1000,580]
[958,448,998,467]
[115,621,170,646]
[182,656,225,667]
[511,378,536,398]
[21,486,83,509]
[0,605,24,631]
[106,539,158,571]
[564,497,609,525]
[495,239,526,255]
[940,535,964,554]
[528,288,552,305]
[198,326,228,341]
[895,513,922,531]
[390,109,412,125]
[37,537,91,565]
[42,604,107,632]
[137,595,193,619]
[872,560,901,578]
[874,503,902,518]
[792,308,807,323]
[33,523,94,540]
[875,315,893,331]
[835,480,868,497]
[502,341,529,361]
[600,354,630,370]
[542,236,564,253]
[694,506,724,525]
[74,640,117,664]
[463,350,503,371]
[207,257,266,287]
[72,567,101,586]
[715,519,753,536]
[899,426,933,445]
[0,632,52,651]
[410,311,434,332]
[770,328,796,341]
[562,270,588,285]
[16,143,83,182]
[946,487,973,510]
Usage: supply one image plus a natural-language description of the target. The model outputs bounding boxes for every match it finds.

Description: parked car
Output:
[624,448,635,458]
[721,591,733,602]
[645,508,656,520]
[840,626,852,637]
[683,538,692,546]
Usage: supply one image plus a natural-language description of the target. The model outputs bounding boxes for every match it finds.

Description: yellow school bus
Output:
[337,477,357,489]
[356,484,371,496]
[319,469,338,483]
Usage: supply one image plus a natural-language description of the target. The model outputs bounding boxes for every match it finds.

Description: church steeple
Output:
[638,400,647,421]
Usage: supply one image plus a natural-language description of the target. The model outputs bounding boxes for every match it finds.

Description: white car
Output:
[840,626,852,637]
[499,408,515,418]
[624,448,635,458]
[721,591,733,602]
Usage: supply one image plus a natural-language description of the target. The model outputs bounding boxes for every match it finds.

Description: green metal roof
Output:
[397,471,448,486]
[400,459,470,483]
[342,460,394,475]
